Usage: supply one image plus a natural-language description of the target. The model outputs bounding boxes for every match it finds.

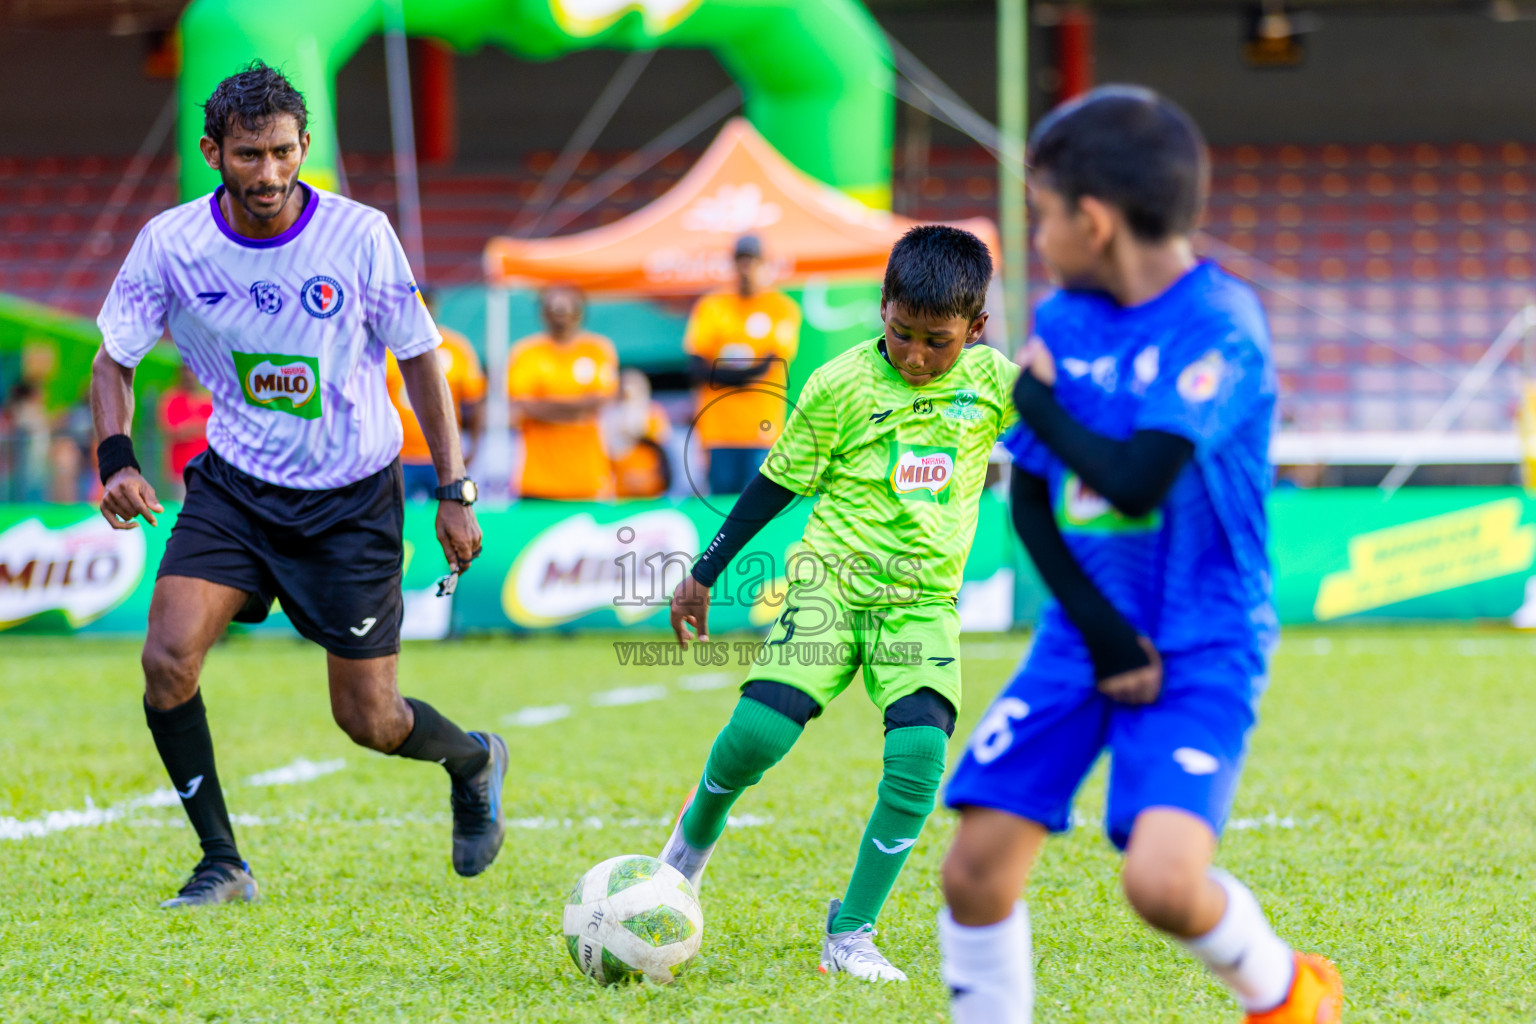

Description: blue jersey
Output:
[1007,261,1276,656]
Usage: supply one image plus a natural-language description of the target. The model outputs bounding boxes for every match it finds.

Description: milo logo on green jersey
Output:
[1057,473,1162,533]
[888,441,957,504]
[233,351,322,419]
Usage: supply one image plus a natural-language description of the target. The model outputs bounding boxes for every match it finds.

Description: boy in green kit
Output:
[662,225,1019,981]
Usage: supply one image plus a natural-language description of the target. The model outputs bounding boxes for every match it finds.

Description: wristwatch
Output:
[433,478,479,506]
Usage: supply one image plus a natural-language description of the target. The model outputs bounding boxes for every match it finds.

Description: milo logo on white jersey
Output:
[888,441,957,504]
[232,351,323,420]
[1058,472,1161,533]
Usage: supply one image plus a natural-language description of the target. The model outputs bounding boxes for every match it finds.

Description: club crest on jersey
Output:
[300,275,344,319]
[232,351,323,420]
[887,441,957,504]
[943,388,984,421]
[1177,350,1225,402]
[249,281,282,315]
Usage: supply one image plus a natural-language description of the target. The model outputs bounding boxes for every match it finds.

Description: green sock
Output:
[831,725,948,933]
[681,696,804,849]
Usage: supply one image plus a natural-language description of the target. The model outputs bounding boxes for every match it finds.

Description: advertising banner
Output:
[6,488,1536,638]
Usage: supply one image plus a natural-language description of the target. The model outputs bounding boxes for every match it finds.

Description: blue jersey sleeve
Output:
[1003,422,1054,478]
[1133,314,1271,456]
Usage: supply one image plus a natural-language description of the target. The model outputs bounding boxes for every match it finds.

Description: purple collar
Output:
[209,182,317,249]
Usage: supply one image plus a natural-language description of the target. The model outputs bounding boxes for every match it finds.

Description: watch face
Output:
[461,479,478,504]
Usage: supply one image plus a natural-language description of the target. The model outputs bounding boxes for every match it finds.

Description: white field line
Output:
[245,758,346,787]
[1068,810,1306,832]
[1,757,349,841]
[129,812,774,831]
[503,704,572,727]
[506,676,740,728]
[589,685,668,707]
[678,672,736,691]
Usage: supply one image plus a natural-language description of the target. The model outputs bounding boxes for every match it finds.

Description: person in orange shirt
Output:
[508,285,619,500]
[684,234,802,495]
[607,368,673,499]
[385,311,487,502]
[157,363,214,501]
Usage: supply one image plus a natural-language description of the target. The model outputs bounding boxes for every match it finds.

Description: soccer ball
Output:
[562,854,703,985]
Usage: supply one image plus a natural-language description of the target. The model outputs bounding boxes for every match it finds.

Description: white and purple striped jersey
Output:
[97,182,440,490]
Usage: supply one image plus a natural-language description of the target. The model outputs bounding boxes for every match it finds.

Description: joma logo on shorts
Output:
[232,351,323,420]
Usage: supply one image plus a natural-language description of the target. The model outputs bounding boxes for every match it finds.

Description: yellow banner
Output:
[1520,381,1536,491]
[1314,498,1536,620]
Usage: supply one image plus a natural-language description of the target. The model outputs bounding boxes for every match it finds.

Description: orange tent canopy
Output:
[483,118,1001,296]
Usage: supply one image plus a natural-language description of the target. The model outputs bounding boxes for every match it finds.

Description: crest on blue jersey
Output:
[249,281,282,315]
[301,275,344,319]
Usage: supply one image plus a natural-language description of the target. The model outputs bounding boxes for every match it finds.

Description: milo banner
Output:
[0,495,1018,638]
[6,488,1536,637]
[1270,488,1536,624]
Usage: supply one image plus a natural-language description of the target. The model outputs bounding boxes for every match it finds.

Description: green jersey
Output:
[761,337,1019,607]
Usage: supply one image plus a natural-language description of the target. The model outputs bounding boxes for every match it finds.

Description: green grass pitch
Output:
[2,627,1533,1022]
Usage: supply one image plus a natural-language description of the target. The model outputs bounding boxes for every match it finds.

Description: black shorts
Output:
[159,449,405,659]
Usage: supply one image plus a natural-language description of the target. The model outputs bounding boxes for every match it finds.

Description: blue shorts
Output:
[401,461,438,502]
[945,635,1264,850]
[706,446,769,496]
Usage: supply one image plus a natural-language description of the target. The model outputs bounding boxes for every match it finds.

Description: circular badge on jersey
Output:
[300,275,344,319]
[249,281,282,315]
[571,356,596,385]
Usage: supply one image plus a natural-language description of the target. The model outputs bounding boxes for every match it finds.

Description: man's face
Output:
[541,288,584,335]
[1029,178,1103,289]
[734,254,762,294]
[880,300,987,387]
[202,113,308,222]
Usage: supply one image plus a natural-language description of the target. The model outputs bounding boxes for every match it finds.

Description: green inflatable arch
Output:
[177,0,894,208]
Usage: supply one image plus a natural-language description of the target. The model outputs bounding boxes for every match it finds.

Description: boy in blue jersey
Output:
[937,87,1342,1023]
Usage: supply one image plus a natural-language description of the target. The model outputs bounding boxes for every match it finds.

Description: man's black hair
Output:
[1028,84,1208,242]
[883,225,993,321]
[202,60,309,146]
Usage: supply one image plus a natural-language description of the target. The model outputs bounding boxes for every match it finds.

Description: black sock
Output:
[144,692,241,867]
[393,698,490,780]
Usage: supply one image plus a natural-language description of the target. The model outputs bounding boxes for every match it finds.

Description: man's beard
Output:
[222,170,295,222]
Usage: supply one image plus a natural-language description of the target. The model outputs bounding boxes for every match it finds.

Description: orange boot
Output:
[1244,954,1342,1024]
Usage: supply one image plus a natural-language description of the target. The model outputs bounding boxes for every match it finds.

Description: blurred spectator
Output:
[684,234,802,495]
[606,368,673,499]
[157,363,214,501]
[387,298,486,502]
[508,285,619,500]
[50,398,97,503]
[2,382,51,503]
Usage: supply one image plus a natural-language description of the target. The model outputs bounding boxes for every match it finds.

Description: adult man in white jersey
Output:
[91,62,509,908]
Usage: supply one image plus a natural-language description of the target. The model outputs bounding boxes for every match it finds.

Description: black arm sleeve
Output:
[690,471,796,587]
[1010,469,1150,681]
[688,353,778,389]
[1013,372,1195,518]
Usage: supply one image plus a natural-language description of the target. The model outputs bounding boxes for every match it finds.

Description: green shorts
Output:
[746,582,962,715]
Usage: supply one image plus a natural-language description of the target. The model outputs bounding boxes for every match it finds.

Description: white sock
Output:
[939,902,1033,1024]
[1182,869,1296,1012]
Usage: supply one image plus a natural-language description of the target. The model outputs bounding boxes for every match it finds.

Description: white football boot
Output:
[657,786,715,893]
[819,898,908,982]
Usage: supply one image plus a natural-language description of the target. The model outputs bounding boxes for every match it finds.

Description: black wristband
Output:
[97,433,141,485]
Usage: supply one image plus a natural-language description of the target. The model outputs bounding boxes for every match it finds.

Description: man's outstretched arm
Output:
[688,353,778,389]
[91,346,163,529]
